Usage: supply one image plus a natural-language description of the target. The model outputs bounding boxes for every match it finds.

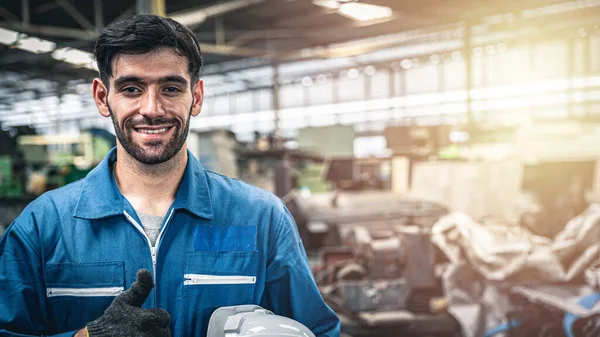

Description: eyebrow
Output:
[113,75,189,88]
[113,76,144,88]
[160,75,188,86]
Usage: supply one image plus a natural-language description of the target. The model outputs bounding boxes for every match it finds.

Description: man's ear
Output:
[191,79,204,117]
[93,78,111,117]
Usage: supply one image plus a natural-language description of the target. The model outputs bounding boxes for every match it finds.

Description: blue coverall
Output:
[0,148,340,337]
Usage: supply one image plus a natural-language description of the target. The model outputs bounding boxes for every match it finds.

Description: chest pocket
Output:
[45,261,124,332]
[183,251,258,337]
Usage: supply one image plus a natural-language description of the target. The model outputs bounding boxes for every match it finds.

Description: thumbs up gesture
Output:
[84,269,171,337]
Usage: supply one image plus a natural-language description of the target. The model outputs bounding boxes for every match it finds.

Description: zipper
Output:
[123,208,175,306]
[154,208,175,269]
[153,208,175,303]
[183,274,257,285]
[46,287,124,298]
[124,210,155,268]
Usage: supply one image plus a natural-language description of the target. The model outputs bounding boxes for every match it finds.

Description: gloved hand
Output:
[85,269,171,337]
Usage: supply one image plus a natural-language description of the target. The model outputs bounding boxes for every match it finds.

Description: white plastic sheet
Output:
[432,204,600,337]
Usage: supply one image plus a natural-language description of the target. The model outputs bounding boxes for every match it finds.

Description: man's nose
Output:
[139,89,165,118]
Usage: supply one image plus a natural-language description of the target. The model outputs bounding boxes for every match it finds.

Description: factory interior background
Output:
[2,0,600,336]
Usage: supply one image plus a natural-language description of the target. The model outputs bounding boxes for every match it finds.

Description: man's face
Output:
[94,48,203,164]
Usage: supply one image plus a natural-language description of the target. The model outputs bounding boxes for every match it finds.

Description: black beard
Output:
[107,103,192,165]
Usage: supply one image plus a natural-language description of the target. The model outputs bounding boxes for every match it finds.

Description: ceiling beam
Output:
[0,6,19,22]
[0,21,95,40]
[201,44,272,58]
[34,2,61,14]
[107,7,135,26]
[170,0,267,27]
[0,21,92,40]
[55,0,96,31]
[0,19,274,59]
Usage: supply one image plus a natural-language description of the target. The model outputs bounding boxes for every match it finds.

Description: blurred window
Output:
[443,61,466,90]
[591,34,600,73]
[369,70,390,99]
[307,81,334,105]
[213,95,230,115]
[533,41,568,80]
[406,64,438,94]
[256,89,273,111]
[392,70,404,96]
[338,76,365,102]
[280,83,304,109]
[234,92,253,114]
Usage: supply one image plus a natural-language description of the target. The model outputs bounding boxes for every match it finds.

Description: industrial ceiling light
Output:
[52,48,98,71]
[364,65,376,76]
[170,11,208,27]
[0,27,19,45]
[170,0,266,27]
[311,0,339,9]
[313,0,392,22]
[347,68,359,78]
[338,2,392,21]
[0,26,97,70]
[15,37,56,54]
[52,48,93,66]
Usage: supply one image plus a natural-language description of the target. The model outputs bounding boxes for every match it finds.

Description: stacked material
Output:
[432,205,600,337]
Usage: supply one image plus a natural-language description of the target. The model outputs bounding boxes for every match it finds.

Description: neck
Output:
[113,146,187,215]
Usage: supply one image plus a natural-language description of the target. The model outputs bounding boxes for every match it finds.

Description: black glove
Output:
[86,269,171,337]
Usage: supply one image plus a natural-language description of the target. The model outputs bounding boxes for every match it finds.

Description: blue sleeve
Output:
[260,206,340,337]
[0,215,78,337]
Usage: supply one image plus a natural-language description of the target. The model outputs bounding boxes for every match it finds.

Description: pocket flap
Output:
[194,224,256,252]
[46,261,124,288]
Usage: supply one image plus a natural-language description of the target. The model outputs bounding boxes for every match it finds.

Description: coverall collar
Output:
[73,147,214,220]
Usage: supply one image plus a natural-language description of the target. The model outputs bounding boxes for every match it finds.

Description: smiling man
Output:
[0,15,339,337]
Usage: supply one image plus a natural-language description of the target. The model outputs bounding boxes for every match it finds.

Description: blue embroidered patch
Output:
[193,224,257,252]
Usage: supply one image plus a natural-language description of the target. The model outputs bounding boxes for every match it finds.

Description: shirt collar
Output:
[73,147,214,220]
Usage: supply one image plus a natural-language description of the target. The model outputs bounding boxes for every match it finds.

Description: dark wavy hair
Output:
[94,14,203,88]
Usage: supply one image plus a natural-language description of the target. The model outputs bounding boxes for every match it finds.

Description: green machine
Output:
[1,130,113,234]
[1,131,113,196]
[0,156,22,197]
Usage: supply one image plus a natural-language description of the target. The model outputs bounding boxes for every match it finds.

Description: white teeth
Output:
[138,127,169,134]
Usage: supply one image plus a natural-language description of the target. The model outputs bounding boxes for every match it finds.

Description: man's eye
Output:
[121,87,141,94]
[164,87,181,93]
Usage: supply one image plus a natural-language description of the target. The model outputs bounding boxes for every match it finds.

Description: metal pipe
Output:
[272,62,281,145]
[136,0,151,15]
[464,22,473,126]
[151,0,166,17]
[215,17,225,46]
[21,0,29,27]
[94,0,103,30]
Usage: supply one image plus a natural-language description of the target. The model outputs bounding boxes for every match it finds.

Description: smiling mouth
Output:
[133,126,173,134]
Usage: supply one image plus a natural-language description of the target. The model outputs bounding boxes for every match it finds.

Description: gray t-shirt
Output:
[137,211,164,246]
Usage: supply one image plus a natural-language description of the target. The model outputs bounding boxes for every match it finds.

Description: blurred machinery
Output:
[237,132,325,198]
[285,158,461,337]
[485,286,600,337]
[287,190,460,337]
[188,130,239,179]
[0,127,114,233]
[385,125,453,157]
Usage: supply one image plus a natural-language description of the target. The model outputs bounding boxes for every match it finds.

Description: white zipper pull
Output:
[151,246,157,265]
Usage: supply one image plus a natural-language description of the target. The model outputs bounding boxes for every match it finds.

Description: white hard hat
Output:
[206,305,316,337]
